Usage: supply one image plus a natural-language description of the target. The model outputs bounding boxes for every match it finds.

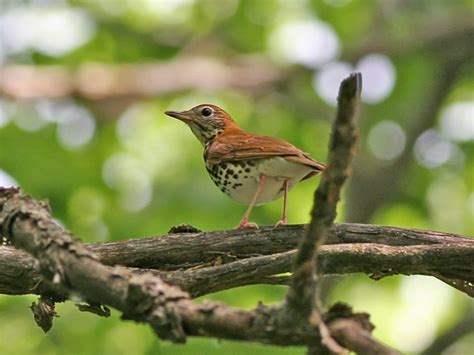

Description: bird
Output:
[165,104,326,228]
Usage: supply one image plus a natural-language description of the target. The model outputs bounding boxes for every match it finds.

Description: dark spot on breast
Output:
[207,166,218,178]
[233,174,239,179]
[238,169,242,174]
[227,169,234,175]
[221,163,227,169]
[244,168,251,173]
[243,175,248,179]
[247,161,255,166]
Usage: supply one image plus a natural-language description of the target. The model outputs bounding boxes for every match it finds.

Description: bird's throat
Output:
[188,123,221,146]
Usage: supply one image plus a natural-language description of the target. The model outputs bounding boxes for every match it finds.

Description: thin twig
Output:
[285,73,362,318]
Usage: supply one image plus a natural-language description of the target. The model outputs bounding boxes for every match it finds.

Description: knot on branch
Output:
[324,303,373,332]
[75,302,111,317]
[30,296,58,333]
[124,272,190,342]
[168,224,202,234]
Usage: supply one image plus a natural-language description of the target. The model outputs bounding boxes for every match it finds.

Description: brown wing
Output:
[206,132,326,178]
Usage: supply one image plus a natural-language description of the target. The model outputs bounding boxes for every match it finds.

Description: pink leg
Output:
[237,175,267,229]
[275,179,289,227]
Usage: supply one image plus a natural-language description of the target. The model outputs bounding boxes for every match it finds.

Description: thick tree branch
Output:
[171,242,474,298]
[0,187,395,352]
[1,224,473,298]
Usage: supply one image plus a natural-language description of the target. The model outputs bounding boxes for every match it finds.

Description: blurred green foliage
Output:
[0,0,473,354]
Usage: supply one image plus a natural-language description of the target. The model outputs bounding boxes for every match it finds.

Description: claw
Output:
[273,218,287,228]
[236,219,259,229]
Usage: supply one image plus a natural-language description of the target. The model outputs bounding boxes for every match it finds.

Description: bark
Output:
[283,73,362,338]
[0,187,396,352]
[1,230,473,298]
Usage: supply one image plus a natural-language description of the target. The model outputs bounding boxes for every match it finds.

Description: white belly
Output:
[208,157,314,205]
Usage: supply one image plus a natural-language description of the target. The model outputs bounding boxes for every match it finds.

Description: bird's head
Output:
[165,104,236,145]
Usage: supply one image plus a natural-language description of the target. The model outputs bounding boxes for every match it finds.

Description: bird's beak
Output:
[165,110,194,123]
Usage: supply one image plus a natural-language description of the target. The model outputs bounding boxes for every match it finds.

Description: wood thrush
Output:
[165,104,326,228]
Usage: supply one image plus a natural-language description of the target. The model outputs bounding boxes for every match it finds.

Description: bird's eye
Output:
[201,107,213,117]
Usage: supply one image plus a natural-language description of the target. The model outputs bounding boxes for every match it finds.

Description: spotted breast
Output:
[205,156,315,205]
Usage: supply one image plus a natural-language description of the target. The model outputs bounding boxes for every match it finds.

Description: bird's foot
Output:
[273,218,287,228]
[236,219,259,229]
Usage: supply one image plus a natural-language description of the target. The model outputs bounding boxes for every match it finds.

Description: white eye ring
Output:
[201,107,213,117]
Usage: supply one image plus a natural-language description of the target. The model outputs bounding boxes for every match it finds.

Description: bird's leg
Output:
[237,175,267,229]
[274,178,289,227]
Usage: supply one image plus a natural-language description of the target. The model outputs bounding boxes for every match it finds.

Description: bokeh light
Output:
[440,101,474,142]
[414,129,460,168]
[268,19,340,69]
[393,276,453,352]
[356,54,396,103]
[35,99,96,149]
[0,4,95,57]
[13,103,48,132]
[102,153,153,212]
[368,120,406,161]
[56,106,95,150]
[313,61,353,105]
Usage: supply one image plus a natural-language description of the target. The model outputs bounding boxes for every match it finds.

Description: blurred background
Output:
[0,0,473,354]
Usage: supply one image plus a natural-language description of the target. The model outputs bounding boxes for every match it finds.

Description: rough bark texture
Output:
[0,187,396,352]
[277,73,364,354]
[285,72,362,314]
[1,229,473,298]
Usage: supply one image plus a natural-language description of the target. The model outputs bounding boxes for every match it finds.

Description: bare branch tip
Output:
[338,72,363,100]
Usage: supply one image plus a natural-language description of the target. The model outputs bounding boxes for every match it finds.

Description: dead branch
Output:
[1,224,473,298]
[0,187,391,352]
[285,72,362,313]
